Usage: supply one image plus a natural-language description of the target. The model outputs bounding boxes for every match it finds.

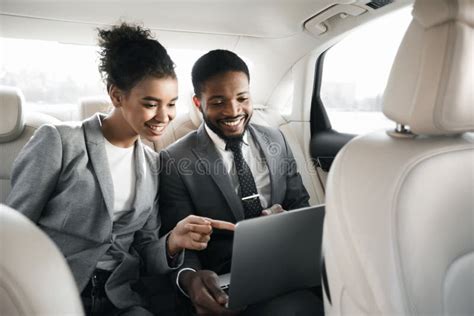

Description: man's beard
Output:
[202,113,250,142]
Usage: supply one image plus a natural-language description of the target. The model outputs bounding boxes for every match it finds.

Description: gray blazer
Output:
[159,123,309,274]
[6,114,182,309]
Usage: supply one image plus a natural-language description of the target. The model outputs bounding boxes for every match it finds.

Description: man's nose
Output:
[224,99,242,117]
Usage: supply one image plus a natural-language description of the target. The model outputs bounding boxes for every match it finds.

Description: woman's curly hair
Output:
[97,22,176,92]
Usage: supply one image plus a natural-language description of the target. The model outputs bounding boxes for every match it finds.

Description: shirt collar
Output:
[204,123,249,151]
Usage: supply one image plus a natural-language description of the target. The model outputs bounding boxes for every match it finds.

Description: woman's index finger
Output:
[209,219,235,231]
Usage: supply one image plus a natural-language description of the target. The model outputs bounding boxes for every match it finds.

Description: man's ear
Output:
[192,95,203,112]
[109,85,123,108]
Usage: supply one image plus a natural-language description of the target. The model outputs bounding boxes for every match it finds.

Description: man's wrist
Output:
[176,268,196,298]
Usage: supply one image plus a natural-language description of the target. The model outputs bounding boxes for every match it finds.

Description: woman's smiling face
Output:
[118,76,178,142]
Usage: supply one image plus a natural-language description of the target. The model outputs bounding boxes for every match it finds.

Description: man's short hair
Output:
[192,49,250,96]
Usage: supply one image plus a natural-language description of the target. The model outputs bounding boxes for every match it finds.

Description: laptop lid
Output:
[224,204,325,309]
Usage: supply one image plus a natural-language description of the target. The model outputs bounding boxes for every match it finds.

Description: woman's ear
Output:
[109,85,123,108]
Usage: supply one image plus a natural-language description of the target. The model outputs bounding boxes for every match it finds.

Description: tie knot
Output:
[226,139,243,153]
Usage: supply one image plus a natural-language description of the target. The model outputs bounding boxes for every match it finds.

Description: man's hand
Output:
[261,204,285,216]
[180,270,239,315]
[167,215,235,256]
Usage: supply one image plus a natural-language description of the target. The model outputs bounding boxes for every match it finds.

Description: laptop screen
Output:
[221,205,325,309]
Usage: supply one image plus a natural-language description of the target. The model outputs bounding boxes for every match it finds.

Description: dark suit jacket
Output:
[159,123,309,275]
[7,114,183,309]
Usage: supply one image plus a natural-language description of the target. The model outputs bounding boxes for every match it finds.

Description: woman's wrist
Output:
[166,229,182,257]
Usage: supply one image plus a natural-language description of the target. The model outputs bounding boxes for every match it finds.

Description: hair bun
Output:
[98,22,151,50]
[97,22,176,92]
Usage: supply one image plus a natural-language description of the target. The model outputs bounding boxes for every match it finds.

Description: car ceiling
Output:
[2,0,354,38]
[0,0,412,108]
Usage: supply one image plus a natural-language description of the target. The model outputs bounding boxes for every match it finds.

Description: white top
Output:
[104,138,136,220]
[205,124,271,209]
[96,138,136,271]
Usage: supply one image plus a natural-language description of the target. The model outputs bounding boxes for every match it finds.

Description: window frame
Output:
[309,50,355,172]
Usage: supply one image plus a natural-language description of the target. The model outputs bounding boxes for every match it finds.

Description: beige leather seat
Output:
[78,96,112,120]
[323,0,474,315]
[0,204,84,315]
[0,86,60,202]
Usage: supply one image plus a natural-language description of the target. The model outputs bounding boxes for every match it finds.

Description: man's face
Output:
[194,71,252,140]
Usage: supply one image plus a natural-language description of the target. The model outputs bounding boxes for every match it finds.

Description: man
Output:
[159,50,322,315]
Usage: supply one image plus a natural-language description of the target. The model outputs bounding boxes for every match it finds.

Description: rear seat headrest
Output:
[0,86,25,143]
[79,96,112,120]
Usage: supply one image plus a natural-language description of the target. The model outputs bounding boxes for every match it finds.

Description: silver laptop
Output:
[219,204,325,309]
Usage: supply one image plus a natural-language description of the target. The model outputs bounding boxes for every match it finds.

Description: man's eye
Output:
[143,103,156,108]
[238,97,249,103]
[211,100,224,106]
[168,103,176,107]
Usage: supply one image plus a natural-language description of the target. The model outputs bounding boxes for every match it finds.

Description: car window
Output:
[320,6,412,134]
[0,37,202,116]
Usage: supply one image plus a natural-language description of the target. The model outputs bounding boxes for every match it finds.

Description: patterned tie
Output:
[226,139,263,219]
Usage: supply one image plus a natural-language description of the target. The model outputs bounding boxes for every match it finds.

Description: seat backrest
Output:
[0,203,84,315]
[323,0,474,315]
[0,86,60,202]
[78,96,112,120]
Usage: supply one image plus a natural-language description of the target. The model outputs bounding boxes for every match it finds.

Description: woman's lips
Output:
[145,122,166,135]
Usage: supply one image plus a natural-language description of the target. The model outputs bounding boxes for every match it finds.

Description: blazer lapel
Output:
[192,124,245,222]
[83,114,115,219]
[248,124,278,206]
[128,139,152,221]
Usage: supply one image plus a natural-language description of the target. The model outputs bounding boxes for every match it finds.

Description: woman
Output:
[6,23,232,315]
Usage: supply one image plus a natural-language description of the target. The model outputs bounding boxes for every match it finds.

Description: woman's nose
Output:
[154,108,170,123]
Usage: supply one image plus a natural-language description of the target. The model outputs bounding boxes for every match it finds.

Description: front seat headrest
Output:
[0,86,25,143]
[383,0,474,135]
[0,204,84,315]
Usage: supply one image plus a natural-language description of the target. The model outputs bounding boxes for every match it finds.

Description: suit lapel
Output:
[248,124,278,206]
[192,124,245,222]
[129,139,150,221]
[83,114,115,219]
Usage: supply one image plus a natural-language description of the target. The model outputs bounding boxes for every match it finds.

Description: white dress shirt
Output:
[204,123,271,209]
